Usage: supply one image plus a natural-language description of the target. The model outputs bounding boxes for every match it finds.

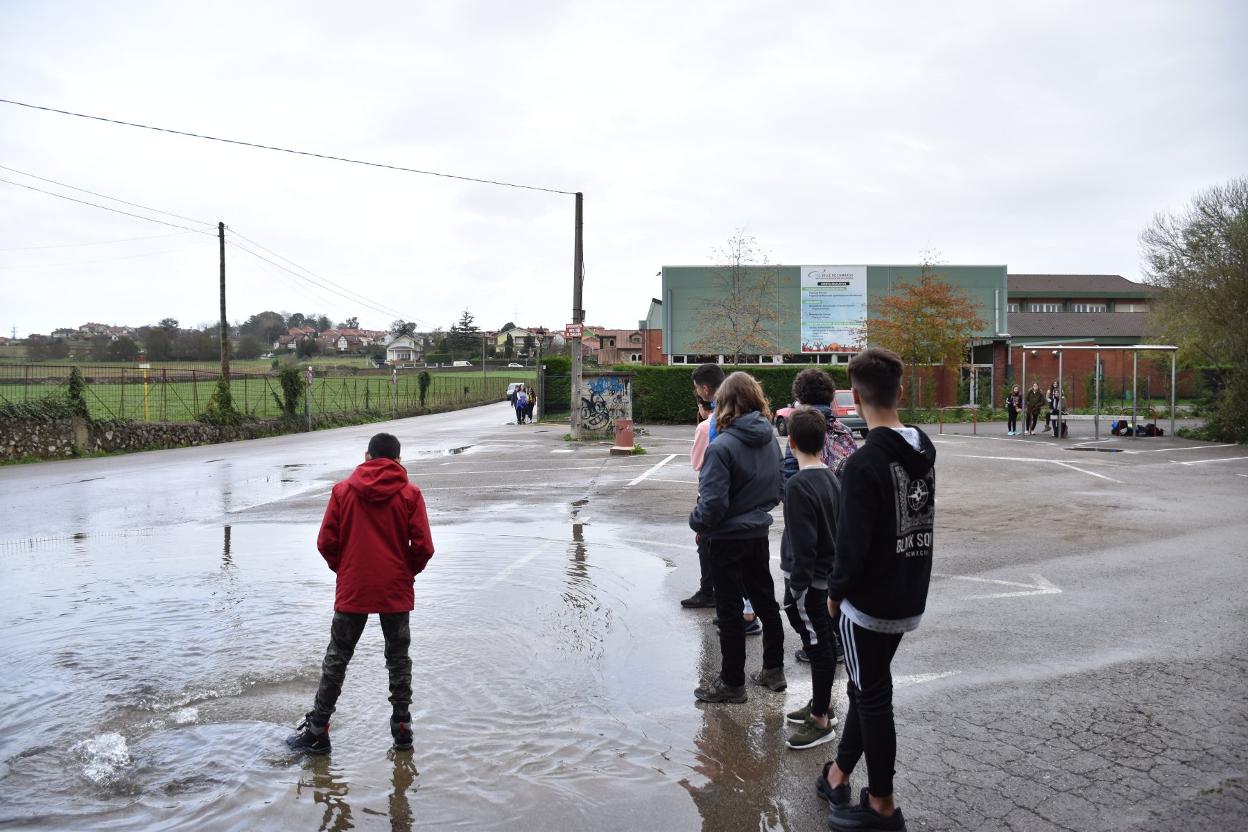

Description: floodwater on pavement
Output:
[0,414,814,831]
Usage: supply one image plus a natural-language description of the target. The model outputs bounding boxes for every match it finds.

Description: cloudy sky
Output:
[1,0,1244,338]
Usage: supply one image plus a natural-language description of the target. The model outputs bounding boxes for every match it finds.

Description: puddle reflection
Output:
[294,752,419,832]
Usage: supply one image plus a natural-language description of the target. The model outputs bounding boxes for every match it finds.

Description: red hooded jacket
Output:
[317,457,435,613]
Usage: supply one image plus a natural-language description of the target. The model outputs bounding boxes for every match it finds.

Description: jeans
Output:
[835,616,903,797]
[312,611,412,720]
[708,536,784,686]
[696,536,714,597]
[783,581,836,718]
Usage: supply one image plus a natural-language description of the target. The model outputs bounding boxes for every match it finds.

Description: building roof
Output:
[1007,274,1156,296]
[1008,312,1155,339]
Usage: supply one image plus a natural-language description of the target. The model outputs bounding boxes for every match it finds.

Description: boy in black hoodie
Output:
[820,348,935,832]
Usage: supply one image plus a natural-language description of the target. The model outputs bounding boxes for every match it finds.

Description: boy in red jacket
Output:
[287,432,435,755]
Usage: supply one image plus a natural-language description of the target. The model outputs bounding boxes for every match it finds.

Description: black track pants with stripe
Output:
[782,580,836,718]
[835,616,903,797]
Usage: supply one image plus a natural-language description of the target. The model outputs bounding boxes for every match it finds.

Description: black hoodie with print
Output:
[826,425,936,631]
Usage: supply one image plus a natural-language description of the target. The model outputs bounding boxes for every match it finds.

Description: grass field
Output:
[0,366,537,422]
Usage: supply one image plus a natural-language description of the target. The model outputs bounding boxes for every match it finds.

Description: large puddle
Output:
[0,515,787,830]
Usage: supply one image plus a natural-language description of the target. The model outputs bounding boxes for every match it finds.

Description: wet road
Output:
[1,405,1246,830]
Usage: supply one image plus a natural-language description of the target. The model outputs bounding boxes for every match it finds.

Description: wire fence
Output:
[0,364,514,422]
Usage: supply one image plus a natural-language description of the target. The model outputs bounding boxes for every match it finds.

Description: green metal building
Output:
[660,264,1010,365]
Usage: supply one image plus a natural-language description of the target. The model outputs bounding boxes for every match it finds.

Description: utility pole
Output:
[534,327,545,422]
[570,192,584,438]
[481,334,487,397]
[218,221,230,382]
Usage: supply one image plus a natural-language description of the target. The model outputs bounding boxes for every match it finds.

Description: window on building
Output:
[1029,303,1062,313]
[1117,301,1149,312]
[1007,302,1020,313]
[1071,303,1107,313]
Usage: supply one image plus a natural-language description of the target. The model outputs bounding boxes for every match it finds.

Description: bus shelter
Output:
[1019,344,1179,440]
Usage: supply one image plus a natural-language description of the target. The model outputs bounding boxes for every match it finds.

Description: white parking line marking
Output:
[1054,461,1123,483]
[1125,443,1236,454]
[896,671,959,688]
[1180,456,1248,466]
[626,454,678,487]
[551,449,574,454]
[936,573,1062,599]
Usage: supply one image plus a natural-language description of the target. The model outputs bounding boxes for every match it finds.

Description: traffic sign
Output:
[565,324,583,338]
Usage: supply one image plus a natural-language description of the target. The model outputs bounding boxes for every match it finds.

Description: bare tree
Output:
[689,231,782,364]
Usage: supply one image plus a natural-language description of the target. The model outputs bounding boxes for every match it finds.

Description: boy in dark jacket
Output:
[820,349,934,832]
[780,406,842,751]
[689,371,785,704]
[287,432,435,755]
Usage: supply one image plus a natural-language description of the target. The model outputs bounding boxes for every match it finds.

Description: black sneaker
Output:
[391,713,413,751]
[694,676,747,703]
[749,666,787,691]
[796,648,810,663]
[815,762,851,806]
[744,617,763,636]
[286,714,331,755]
[681,590,716,608]
[828,788,907,831]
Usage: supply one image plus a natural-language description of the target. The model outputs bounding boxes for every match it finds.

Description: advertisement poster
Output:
[800,266,867,352]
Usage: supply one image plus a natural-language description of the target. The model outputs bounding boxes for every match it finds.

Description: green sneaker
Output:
[785,699,813,725]
[787,717,837,750]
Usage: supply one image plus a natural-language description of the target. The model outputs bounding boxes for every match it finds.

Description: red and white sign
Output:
[565,324,583,338]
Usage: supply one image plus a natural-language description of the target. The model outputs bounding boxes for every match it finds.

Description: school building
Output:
[659,265,1175,407]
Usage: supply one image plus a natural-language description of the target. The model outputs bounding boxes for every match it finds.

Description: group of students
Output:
[508,383,536,424]
[1005,381,1065,436]
[683,349,935,832]
[281,348,933,832]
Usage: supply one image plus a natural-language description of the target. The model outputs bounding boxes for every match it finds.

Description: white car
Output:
[507,362,524,367]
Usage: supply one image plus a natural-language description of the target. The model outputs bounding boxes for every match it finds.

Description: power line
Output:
[0,230,194,251]
[0,98,576,196]
[0,242,209,269]
[0,164,216,228]
[226,237,428,328]
[225,226,434,328]
[0,177,216,235]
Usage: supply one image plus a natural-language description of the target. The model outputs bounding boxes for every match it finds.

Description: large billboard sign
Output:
[800,265,867,352]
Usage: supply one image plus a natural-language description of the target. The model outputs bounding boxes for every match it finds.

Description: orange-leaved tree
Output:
[863,260,986,414]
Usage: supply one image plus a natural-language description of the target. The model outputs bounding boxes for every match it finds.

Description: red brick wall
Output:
[1006,347,1195,408]
[644,329,664,365]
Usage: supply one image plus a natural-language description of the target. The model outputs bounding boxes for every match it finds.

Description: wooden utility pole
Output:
[570,192,584,438]
[218,221,230,381]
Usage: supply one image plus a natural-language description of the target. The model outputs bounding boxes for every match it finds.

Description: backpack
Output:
[821,422,859,477]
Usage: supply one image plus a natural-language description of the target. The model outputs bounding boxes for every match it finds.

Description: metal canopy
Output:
[1017,343,1179,440]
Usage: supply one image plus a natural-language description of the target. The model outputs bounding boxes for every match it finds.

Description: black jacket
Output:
[690,411,783,540]
[827,426,936,630]
[780,466,840,595]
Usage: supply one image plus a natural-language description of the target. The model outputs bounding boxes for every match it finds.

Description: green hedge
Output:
[541,363,851,424]
[542,355,572,414]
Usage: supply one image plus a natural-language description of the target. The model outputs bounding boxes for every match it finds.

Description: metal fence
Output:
[0,365,512,423]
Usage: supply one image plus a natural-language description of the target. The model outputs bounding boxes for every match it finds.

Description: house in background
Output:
[386,334,421,365]
[588,328,646,365]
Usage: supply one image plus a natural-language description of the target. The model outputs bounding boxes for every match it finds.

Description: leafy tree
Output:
[689,232,782,364]
[88,335,113,362]
[504,334,514,358]
[66,366,89,418]
[1142,178,1248,441]
[340,316,359,329]
[865,257,986,414]
[107,336,140,362]
[448,309,481,356]
[296,337,321,358]
[315,315,332,332]
[391,319,417,337]
[235,335,265,360]
[286,312,306,329]
[241,311,287,345]
[158,317,180,332]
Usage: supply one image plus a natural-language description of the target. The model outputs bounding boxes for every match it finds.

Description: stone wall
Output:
[0,418,285,462]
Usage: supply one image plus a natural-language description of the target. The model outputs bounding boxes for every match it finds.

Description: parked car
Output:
[452,360,473,367]
[507,362,524,368]
[504,381,525,401]
[774,390,868,438]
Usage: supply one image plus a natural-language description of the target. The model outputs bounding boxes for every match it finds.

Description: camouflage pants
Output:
[312,611,412,720]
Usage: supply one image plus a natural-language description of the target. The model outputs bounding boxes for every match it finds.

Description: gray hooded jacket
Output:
[689,410,783,540]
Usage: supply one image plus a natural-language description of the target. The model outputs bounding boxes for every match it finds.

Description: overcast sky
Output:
[1,0,1244,338]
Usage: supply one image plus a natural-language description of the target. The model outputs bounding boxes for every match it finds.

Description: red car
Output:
[774,390,868,438]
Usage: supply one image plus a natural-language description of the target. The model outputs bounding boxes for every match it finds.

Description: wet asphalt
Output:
[0,403,1245,831]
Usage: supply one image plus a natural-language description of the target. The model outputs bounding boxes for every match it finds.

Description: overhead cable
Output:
[0,177,216,235]
[0,98,576,196]
[0,163,216,228]
[0,230,194,251]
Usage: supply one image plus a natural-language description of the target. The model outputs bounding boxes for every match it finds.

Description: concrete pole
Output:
[1057,350,1064,439]
[570,192,584,439]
